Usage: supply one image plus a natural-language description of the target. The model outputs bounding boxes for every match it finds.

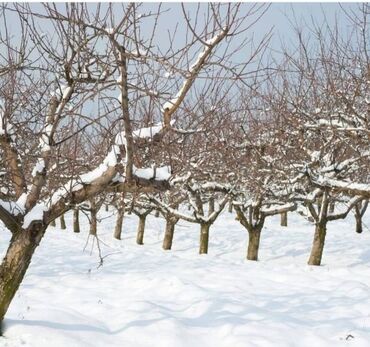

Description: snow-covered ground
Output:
[1,209,370,347]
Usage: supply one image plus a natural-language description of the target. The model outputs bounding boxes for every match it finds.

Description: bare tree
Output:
[0,3,268,330]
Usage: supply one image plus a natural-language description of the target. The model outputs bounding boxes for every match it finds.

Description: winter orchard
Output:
[0,2,370,337]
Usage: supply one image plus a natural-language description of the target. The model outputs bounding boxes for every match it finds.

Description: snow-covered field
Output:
[1,209,370,347]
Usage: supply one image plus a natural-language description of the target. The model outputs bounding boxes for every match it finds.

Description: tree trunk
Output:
[105,204,109,212]
[247,228,262,261]
[136,215,146,245]
[280,211,288,227]
[199,223,210,254]
[329,202,335,213]
[154,210,160,218]
[50,219,56,227]
[355,213,363,234]
[228,200,233,213]
[73,208,80,233]
[114,208,124,240]
[0,226,45,334]
[208,197,215,215]
[308,223,327,266]
[89,209,97,236]
[162,217,177,250]
[60,214,66,230]
[354,203,363,234]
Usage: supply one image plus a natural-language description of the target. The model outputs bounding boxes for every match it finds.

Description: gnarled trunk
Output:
[355,213,363,234]
[308,223,327,266]
[60,214,66,230]
[199,223,210,254]
[89,209,97,236]
[114,208,124,240]
[247,228,261,261]
[0,225,46,334]
[162,216,177,250]
[73,208,80,233]
[228,200,233,213]
[354,202,365,234]
[136,215,146,245]
[280,211,287,227]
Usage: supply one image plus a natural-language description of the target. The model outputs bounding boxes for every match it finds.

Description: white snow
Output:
[51,84,71,100]
[316,177,370,193]
[22,203,47,228]
[62,86,72,100]
[15,193,27,215]
[115,131,127,146]
[130,48,147,57]
[0,199,24,216]
[133,165,171,181]
[47,146,120,209]
[31,158,45,177]
[133,166,153,180]
[2,210,370,346]
[163,81,187,112]
[155,166,171,180]
[118,93,123,104]
[164,71,173,78]
[133,123,163,139]
[39,124,53,152]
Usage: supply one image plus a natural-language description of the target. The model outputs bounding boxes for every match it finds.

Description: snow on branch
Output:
[261,202,297,217]
[313,177,370,198]
[162,29,228,117]
[23,203,47,229]
[133,165,171,181]
[151,197,198,224]
[132,120,175,139]
[327,195,363,221]
[304,119,370,134]
[0,199,24,217]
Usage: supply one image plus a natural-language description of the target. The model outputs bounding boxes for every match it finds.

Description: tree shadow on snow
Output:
[3,318,110,334]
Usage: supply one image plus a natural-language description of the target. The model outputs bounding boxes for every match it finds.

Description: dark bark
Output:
[199,223,210,254]
[0,225,45,334]
[247,228,262,261]
[208,197,215,215]
[50,219,56,227]
[89,209,97,236]
[355,215,363,234]
[162,216,178,250]
[73,208,80,233]
[136,215,146,245]
[60,214,66,230]
[308,222,327,266]
[114,208,124,240]
[228,200,233,213]
[354,205,363,234]
[354,201,367,234]
[280,211,288,227]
